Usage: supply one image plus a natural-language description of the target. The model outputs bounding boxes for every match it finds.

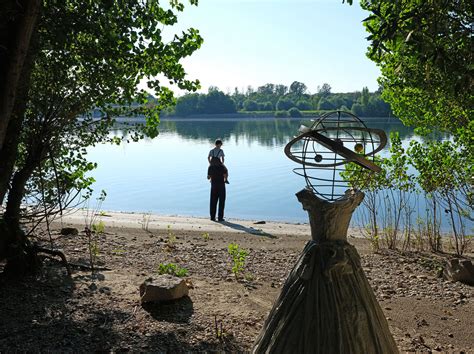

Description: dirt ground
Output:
[0,219,473,352]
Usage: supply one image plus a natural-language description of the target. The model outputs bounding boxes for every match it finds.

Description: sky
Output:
[162,0,381,95]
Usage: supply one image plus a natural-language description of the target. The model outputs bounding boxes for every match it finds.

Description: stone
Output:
[139,275,188,303]
[60,227,78,236]
[444,258,474,285]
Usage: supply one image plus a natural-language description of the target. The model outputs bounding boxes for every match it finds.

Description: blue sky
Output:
[165,0,380,95]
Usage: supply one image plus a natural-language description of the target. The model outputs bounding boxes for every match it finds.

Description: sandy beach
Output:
[56,209,316,237]
[0,209,472,352]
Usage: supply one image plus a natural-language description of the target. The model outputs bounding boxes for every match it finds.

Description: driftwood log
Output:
[253,189,397,353]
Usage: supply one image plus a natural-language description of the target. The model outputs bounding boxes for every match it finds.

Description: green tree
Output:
[359,0,472,251]
[257,84,275,96]
[288,107,302,118]
[361,0,472,137]
[361,86,370,106]
[274,84,288,96]
[199,89,236,114]
[317,83,332,97]
[317,98,335,110]
[276,97,294,111]
[259,101,274,111]
[0,0,202,276]
[296,100,312,111]
[351,103,364,116]
[243,99,259,111]
[289,81,307,97]
[175,94,201,116]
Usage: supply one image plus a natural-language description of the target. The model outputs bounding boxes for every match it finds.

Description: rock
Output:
[444,258,474,285]
[139,275,188,303]
[60,227,78,236]
[99,286,111,295]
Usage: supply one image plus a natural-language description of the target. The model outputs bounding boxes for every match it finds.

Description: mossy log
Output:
[253,189,397,354]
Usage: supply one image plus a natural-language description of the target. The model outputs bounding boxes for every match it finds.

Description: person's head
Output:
[215,139,223,147]
[210,157,221,166]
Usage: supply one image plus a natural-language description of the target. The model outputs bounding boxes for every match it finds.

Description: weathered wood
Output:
[253,189,397,354]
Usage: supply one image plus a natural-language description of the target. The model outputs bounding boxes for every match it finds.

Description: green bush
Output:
[274,110,289,118]
[157,263,189,277]
[288,107,302,117]
[228,243,249,277]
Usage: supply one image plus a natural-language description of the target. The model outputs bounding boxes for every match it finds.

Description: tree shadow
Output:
[142,296,194,323]
[220,220,275,238]
[145,329,244,352]
[0,262,248,352]
[0,262,125,352]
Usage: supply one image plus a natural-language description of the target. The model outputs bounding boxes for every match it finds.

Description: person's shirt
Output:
[207,164,228,185]
[208,147,224,160]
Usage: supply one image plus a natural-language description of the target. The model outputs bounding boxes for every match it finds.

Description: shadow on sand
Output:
[219,220,275,238]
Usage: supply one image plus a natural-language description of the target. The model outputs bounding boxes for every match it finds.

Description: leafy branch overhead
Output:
[0,0,202,275]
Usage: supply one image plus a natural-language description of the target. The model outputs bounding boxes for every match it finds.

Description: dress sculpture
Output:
[253,111,397,353]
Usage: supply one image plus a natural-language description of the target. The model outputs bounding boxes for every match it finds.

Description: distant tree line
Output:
[168,81,393,117]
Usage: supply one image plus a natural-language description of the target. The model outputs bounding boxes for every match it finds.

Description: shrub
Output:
[243,99,259,111]
[274,110,289,118]
[227,243,249,277]
[276,97,294,111]
[288,107,302,117]
[157,263,189,277]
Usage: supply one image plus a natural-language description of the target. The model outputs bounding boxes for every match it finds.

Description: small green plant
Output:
[157,262,188,277]
[244,272,254,282]
[417,257,445,278]
[92,220,105,234]
[89,240,100,257]
[201,232,210,241]
[84,190,107,272]
[167,225,176,245]
[141,212,152,232]
[214,315,225,340]
[227,243,249,277]
[112,248,126,255]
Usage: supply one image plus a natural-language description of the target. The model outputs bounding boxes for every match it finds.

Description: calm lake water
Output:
[87,117,419,225]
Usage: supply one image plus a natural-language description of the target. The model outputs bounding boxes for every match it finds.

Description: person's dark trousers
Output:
[210,183,226,221]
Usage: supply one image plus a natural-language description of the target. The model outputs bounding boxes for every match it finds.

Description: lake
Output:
[87,117,418,225]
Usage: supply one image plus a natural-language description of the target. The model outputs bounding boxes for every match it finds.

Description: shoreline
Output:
[53,209,364,238]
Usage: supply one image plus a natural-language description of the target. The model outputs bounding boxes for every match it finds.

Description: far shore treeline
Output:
[168,82,392,118]
[92,81,392,119]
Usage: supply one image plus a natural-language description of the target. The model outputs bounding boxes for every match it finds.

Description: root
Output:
[33,245,72,276]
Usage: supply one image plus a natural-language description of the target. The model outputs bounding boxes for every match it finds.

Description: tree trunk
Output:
[1,143,45,276]
[0,0,41,151]
[253,189,397,353]
[0,60,34,205]
[0,1,40,204]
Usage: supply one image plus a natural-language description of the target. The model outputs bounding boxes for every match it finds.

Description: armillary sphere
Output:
[284,110,387,201]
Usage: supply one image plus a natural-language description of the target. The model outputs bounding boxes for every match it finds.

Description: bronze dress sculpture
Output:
[253,111,397,354]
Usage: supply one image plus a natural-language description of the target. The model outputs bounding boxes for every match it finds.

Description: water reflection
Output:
[87,118,456,230]
[154,117,419,148]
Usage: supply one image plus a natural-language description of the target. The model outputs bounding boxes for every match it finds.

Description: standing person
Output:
[207,157,228,222]
[208,139,225,164]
